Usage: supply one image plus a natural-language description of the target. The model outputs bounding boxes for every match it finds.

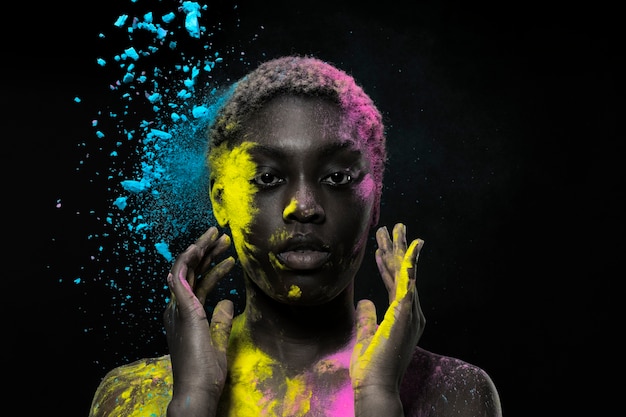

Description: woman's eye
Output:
[252,172,284,187]
[322,172,353,186]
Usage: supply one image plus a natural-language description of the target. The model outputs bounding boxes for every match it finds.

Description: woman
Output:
[89,55,502,417]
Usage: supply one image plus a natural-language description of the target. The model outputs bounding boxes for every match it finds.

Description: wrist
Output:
[167,386,221,417]
[167,395,217,417]
[354,385,403,417]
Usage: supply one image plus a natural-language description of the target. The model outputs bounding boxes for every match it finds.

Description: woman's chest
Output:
[219,355,355,417]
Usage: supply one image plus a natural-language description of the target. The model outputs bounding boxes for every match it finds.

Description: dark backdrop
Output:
[7,1,620,416]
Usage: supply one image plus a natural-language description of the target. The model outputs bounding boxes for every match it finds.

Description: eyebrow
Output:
[250,141,356,159]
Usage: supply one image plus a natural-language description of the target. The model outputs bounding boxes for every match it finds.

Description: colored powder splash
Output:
[93,1,227,262]
[63,0,261,365]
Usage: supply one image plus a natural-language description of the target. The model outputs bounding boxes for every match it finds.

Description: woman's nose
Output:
[282,184,325,223]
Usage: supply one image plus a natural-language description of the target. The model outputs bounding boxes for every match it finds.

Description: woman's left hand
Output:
[351,223,425,415]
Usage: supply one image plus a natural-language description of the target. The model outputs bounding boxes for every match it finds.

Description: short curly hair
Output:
[208,55,387,222]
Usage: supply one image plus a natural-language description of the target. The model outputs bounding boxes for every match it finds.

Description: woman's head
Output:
[206,56,387,304]
[208,55,387,209]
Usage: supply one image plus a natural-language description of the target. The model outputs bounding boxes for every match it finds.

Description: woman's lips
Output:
[276,250,330,270]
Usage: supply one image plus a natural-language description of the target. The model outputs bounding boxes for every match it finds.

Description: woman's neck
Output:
[237,280,356,370]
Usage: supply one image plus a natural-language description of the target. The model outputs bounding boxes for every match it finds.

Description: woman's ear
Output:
[210,179,229,226]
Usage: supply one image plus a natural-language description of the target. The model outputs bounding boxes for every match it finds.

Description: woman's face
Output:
[211,95,378,305]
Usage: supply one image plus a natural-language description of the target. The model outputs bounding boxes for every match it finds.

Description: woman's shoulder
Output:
[88,354,173,417]
[401,346,502,417]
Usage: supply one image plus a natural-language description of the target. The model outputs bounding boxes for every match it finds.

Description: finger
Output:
[380,272,418,333]
[196,226,220,246]
[197,233,232,274]
[167,263,189,302]
[354,299,377,351]
[195,256,236,304]
[166,258,192,313]
[407,237,424,276]
[411,281,426,341]
[187,227,221,284]
[163,277,177,330]
[395,238,420,301]
[375,248,394,293]
[168,264,207,318]
[375,227,395,292]
[169,229,217,289]
[407,239,426,339]
[375,226,392,253]
[210,299,235,354]
[392,223,408,255]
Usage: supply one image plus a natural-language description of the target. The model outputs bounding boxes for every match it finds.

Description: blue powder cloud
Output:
[67,2,249,357]
[92,1,225,264]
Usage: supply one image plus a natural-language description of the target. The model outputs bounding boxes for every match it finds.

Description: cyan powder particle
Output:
[114,14,128,27]
[123,47,140,61]
[155,241,173,262]
[114,196,128,210]
[181,1,203,38]
[162,12,175,23]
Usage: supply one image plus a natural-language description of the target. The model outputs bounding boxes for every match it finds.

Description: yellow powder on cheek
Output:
[268,252,287,271]
[269,228,290,245]
[209,142,258,255]
[268,229,290,271]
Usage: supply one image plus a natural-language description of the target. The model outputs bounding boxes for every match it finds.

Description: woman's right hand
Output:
[164,227,236,417]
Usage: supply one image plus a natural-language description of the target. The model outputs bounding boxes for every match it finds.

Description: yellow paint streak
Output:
[353,238,421,377]
[376,239,419,340]
[209,141,258,255]
[394,239,418,301]
[287,285,302,299]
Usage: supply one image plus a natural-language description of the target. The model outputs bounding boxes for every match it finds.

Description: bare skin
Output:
[89,95,501,417]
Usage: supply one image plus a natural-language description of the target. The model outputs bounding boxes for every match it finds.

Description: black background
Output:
[7,1,620,416]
